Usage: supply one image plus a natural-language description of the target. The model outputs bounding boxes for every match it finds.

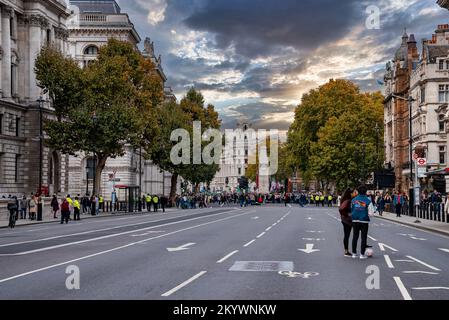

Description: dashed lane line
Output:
[257,232,266,239]
[406,256,441,272]
[161,271,207,297]
[384,255,395,269]
[217,251,239,264]
[243,240,256,248]
[394,277,413,300]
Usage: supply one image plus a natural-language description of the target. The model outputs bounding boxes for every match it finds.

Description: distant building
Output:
[437,0,449,10]
[384,30,419,192]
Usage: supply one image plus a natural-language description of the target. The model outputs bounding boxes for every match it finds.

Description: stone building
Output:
[384,31,419,192]
[409,24,449,192]
[0,0,70,196]
[65,0,179,199]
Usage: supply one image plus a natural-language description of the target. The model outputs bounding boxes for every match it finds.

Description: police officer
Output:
[146,194,152,212]
[153,195,159,212]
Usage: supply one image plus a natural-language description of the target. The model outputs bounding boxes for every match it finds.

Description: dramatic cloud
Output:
[116,0,449,131]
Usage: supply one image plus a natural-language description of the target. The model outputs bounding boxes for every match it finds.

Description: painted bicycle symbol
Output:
[278,271,319,279]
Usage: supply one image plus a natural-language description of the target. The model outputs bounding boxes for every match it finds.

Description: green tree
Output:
[287,79,384,191]
[179,88,221,192]
[35,39,164,195]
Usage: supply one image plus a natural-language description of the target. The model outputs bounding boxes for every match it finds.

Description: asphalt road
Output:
[0,205,448,300]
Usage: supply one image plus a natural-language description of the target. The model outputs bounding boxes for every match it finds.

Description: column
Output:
[29,14,42,100]
[0,5,3,94]
[2,6,13,98]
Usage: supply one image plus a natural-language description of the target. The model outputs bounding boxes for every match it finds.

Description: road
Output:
[0,205,448,300]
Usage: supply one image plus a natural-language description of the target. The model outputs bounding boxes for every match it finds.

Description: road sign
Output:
[417,158,427,166]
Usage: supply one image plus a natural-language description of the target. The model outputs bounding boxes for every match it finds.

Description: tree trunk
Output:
[169,173,178,206]
[94,155,108,197]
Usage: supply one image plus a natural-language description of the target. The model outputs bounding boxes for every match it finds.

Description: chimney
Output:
[432,34,437,43]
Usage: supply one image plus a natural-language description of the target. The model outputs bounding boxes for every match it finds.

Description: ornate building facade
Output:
[384,31,419,192]
[66,0,179,199]
[0,0,70,196]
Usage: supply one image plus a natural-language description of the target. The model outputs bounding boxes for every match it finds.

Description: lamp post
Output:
[374,123,381,190]
[92,112,98,197]
[392,94,417,219]
[37,96,45,196]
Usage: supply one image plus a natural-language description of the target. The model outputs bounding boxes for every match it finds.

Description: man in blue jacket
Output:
[351,185,375,259]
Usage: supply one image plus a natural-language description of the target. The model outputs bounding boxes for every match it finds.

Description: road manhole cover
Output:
[229,261,294,272]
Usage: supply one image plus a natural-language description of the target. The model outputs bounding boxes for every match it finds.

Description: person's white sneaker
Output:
[352,254,358,259]
[360,255,368,260]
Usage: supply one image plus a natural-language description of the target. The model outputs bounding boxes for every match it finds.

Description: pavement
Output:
[0,205,449,300]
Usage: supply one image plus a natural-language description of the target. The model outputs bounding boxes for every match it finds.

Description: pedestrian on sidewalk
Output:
[351,185,375,259]
[161,195,167,213]
[60,199,70,224]
[19,195,27,220]
[339,188,354,257]
[146,194,152,212]
[153,195,159,212]
[29,195,37,221]
[393,191,404,218]
[74,197,81,221]
[90,195,96,216]
[51,195,59,219]
[7,196,18,229]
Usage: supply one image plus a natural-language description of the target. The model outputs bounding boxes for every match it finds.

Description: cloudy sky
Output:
[111,0,448,130]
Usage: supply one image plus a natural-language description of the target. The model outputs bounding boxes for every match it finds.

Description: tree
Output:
[35,39,164,195]
[286,78,384,191]
[151,101,190,203]
[179,88,221,191]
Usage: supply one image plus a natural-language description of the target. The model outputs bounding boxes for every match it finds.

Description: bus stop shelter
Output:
[113,185,140,213]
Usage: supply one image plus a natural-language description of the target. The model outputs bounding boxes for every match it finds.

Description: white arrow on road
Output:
[439,248,449,253]
[298,244,320,254]
[167,243,196,252]
[378,243,398,252]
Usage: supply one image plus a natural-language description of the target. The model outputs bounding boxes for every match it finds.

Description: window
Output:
[0,114,3,135]
[86,157,96,179]
[440,146,446,165]
[47,29,51,46]
[15,154,20,182]
[440,60,445,70]
[84,45,98,55]
[439,85,449,103]
[420,87,425,104]
[238,168,241,175]
[15,117,20,137]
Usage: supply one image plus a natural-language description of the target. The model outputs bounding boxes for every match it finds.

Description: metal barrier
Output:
[386,202,449,223]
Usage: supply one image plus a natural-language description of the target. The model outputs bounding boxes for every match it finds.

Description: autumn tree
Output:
[35,39,164,195]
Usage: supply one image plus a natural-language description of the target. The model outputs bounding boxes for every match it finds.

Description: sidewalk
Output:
[0,208,178,229]
[376,212,449,237]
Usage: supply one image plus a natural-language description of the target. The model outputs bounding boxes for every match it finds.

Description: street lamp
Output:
[392,94,417,220]
[36,94,46,222]
[92,112,98,197]
[374,123,381,190]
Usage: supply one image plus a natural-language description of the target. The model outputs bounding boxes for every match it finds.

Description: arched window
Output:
[84,45,99,55]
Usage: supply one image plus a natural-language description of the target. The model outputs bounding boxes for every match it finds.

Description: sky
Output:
[107,0,449,131]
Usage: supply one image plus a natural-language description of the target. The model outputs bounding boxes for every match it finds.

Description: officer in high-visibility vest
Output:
[320,195,325,207]
[315,195,320,207]
[328,195,333,207]
[74,197,81,221]
[146,194,152,212]
[152,195,159,212]
[66,195,74,219]
[99,195,104,212]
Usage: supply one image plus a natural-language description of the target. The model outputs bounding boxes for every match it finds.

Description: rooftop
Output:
[70,0,121,14]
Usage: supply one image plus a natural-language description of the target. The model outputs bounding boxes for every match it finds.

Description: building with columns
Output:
[0,0,71,196]
[65,0,179,199]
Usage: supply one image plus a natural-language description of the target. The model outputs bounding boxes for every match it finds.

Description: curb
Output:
[0,209,178,229]
[375,215,449,238]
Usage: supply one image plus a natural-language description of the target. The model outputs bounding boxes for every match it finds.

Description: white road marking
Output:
[161,271,207,297]
[412,287,449,291]
[167,243,196,252]
[302,238,325,241]
[378,243,398,252]
[131,231,166,237]
[244,240,256,247]
[0,210,256,284]
[395,260,415,263]
[287,204,292,208]
[298,244,320,254]
[252,217,259,220]
[406,256,441,271]
[384,255,395,269]
[217,250,239,264]
[0,210,241,256]
[394,277,412,300]
[403,271,439,275]
[368,236,378,242]
[439,248,449,253]
[256,232,266,239]
[265,227,272,231]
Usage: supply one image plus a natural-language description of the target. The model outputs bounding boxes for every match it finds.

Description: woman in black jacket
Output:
[339,188,356,257]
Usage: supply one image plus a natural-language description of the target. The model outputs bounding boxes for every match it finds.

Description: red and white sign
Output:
[417,158,427,166]
[413,153,419,160]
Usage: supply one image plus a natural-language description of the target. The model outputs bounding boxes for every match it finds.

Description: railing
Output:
[80,14,107,22]
[385,202,449,223]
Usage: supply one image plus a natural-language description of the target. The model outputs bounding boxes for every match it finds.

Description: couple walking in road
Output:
[339,185,375,259]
